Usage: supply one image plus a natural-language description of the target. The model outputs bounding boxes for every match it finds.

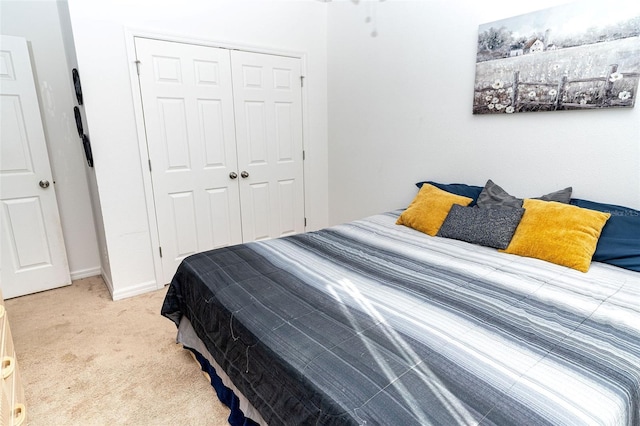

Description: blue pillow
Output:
[570,198,640,272]
[416,181,483,206]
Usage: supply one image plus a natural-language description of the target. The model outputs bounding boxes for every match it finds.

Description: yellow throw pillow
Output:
[503,199,611,272]
[397,184,473,236]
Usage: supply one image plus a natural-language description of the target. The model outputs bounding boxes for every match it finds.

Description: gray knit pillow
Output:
[476,179,572,208]
[437,204,525,249]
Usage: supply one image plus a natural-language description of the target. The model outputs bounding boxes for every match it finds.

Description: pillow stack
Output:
[399,179,614,272]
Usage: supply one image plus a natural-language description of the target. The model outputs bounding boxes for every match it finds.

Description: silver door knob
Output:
[39,180,50,188]
[240,171,249,178]
[229,172,238,179]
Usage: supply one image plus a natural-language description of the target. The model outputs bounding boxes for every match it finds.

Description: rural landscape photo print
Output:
[473,0,640,114]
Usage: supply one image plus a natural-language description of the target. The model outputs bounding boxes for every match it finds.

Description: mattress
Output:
[162,210,640,425]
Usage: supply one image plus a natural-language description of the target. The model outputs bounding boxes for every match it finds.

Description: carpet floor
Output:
[4,276,231,425]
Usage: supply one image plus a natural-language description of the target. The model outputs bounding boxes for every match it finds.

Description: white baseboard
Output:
[101,267,114,297]
[70,266,102,281]
[110,280,158,301]
[95,267,158,301]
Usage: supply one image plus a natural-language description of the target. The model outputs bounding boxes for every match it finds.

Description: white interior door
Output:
[231,51,305,241]
[0,35,71,298]
[135,38,242,284]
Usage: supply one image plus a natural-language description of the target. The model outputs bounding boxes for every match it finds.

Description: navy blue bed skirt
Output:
[186,346,259,426]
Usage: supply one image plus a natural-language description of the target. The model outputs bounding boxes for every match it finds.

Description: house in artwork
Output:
[523,29,553,55]
[525,38,545,54]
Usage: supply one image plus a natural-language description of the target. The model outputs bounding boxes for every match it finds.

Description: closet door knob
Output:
[240,171,249,178]
[39,179,50,188]
[229,172,238,179]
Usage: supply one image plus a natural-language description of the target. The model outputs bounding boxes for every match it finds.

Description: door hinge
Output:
[304,217,307,227]
[302,150,306,161]
[135,60,141,75]
[159,246,163,258]
[300,76,305,87]
[148,159,152,172]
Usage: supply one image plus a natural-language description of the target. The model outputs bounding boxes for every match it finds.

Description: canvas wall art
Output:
[473,0,640,114]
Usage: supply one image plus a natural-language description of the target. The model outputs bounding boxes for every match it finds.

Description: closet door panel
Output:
[246,183,271,241]
[136,38,242,284]
[244,101,268,165]
[206,187,237,247]
[157,98,191,170]
[199,100,228,167]
[277,179,296,235]
[275,102,295,162]
[168,191,198,258]
[231,51,305,242]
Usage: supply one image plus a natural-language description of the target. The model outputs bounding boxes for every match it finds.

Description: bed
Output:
[162,183,640,425]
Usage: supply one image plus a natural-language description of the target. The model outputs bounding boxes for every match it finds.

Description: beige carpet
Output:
[4,276,231,425]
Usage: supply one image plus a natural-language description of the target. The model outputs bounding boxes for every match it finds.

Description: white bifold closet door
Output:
[230,50,305,243]
[135,38,304,285]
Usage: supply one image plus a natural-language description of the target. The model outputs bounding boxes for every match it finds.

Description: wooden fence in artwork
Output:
[474,64,639,113]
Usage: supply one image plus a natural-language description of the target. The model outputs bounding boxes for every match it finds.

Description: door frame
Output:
[124,29,309,289]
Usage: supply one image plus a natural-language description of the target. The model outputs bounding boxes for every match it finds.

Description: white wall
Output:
[66,0,329,299]
[56,0,113,287]
[328,0,640,225]
[0,0,101,280]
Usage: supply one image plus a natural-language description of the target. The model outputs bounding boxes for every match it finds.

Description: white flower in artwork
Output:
[548,89,558,98]
[580,98,588,105]
[495,103,505,110]
[619,91,632,100]
[485,95,493,102]
[487,103,495,110]
[528,90,537,98]
[492,80,504,89]
[492,97,500,104]
[507,87,513,94]
[609,72,623,82]
[505,106,515,113]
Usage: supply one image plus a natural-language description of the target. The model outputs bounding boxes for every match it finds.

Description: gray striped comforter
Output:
[162,211,640,425]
